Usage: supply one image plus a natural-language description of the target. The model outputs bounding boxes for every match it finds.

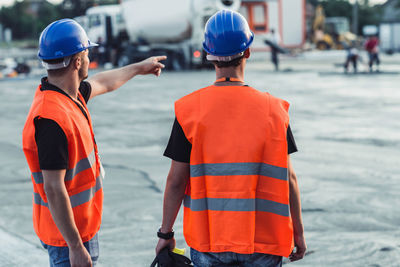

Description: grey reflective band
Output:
[33,175,102,208]
[184,195,289,217]
[206,52,244,62]
[32,150,96,184]
[69,175,102,208]
[190,162,287,181]
[41,56,72,70]
[33,192,49,208]
[32,172,43,184]
[65,151,96,181]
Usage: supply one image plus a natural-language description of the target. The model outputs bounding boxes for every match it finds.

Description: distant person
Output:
[344,44,360,74]
[365,35,380,72]
[22,19,166,266]
[265,29,282,71]
[155,10,306,267]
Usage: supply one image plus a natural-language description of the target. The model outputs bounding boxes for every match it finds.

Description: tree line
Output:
[307,0,386,34]
[0,0,118,40]
[0,0,396,41]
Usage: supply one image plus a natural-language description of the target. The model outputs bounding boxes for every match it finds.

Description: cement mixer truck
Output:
[83,0,241,69]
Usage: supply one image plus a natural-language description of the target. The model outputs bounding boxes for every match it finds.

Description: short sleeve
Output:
[287,125,298,154]
[79,81,92,103]
[34,118,68,170]
[163,119,297,162]
[163,118,192,163]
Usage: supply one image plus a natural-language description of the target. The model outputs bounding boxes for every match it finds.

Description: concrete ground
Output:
[1,50,400,266]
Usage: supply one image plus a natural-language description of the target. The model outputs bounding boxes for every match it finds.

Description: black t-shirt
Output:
[34,77,92,170]
[164,118,298,163]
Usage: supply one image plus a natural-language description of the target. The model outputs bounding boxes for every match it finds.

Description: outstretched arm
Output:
[155,160,190,254]
[288,156,307,261]
[87,55,166,99]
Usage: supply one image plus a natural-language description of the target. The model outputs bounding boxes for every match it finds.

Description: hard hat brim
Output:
[38,42,99,60]
[88,41,99,48]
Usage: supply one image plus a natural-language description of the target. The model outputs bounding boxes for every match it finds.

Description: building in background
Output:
[379,0,400,53]
[239,0,306,51]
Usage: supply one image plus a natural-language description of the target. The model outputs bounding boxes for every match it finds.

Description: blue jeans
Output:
[191,248,282,267]
[41,234,99,267]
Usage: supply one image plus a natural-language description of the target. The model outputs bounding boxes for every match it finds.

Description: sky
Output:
[0,0,390,8]
[0,0,62,7]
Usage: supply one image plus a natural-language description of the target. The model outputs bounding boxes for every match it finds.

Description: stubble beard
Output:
[78,66,88,81]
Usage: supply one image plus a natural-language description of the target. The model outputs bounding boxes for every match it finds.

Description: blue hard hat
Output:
[38,19,98,60]
[203,10,254,57]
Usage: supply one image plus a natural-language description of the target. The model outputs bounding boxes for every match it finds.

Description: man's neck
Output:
[215,62,245,82]
[47,74,81,100]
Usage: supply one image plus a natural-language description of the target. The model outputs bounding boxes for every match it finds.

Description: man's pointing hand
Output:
[138,55,167,76]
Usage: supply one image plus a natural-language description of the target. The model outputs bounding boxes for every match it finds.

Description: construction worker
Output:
[155,10,306,267]
[365,35,380,72]
[265,29,281,71]
[22,19,165,266]
[344,45,360,74]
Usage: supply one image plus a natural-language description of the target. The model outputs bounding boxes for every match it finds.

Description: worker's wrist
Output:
[159,225,173,233]
[67,239,84,250]
[135,61,146,75]
[157,227,174,240]
[293,225,304,235]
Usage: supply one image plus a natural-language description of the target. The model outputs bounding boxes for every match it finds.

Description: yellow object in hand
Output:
[172,247,186,255]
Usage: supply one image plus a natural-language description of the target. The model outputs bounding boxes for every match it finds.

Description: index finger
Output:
[156,62,165,69]
[154,55,167,61]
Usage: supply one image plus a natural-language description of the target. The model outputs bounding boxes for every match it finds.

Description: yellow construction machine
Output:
[312,5,357,50]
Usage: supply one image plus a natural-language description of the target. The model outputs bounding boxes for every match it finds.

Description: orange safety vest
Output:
[175,84,294,257]
[22,85,103,247]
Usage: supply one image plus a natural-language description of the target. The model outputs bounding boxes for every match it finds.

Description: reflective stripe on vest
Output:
[184,195,289,217]
[32,150,96,184]
[190,162,288,181]
[33,175,103,208]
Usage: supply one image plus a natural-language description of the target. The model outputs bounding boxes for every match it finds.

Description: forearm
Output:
[45,185,83,249]
[89,63,143,93]
[160,177,187,233]
[289,175,304,235]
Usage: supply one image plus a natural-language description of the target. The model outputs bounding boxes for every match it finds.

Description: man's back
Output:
[176,85,288,163]
[365,37,379,52]
[175,84,294,256]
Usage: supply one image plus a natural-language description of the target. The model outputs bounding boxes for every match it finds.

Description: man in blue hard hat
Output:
[22,19,166,266]
[155,10,306,267]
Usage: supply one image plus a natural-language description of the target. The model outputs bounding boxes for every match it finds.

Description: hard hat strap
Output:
[206,52,244,62]
[41,56,72,70]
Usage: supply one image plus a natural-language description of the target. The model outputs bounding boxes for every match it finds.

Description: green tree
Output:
[36,2,63,37]
[358,3,383,33]
[319,0,353,19]
[307,0,384,35]
[0,0,119,40]
[0,1,35,39]
[60,0,119,18]
[0,1,62,40]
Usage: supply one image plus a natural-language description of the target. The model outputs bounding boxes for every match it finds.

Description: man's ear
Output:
[244,48,250,59]
[73,56,81,69]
